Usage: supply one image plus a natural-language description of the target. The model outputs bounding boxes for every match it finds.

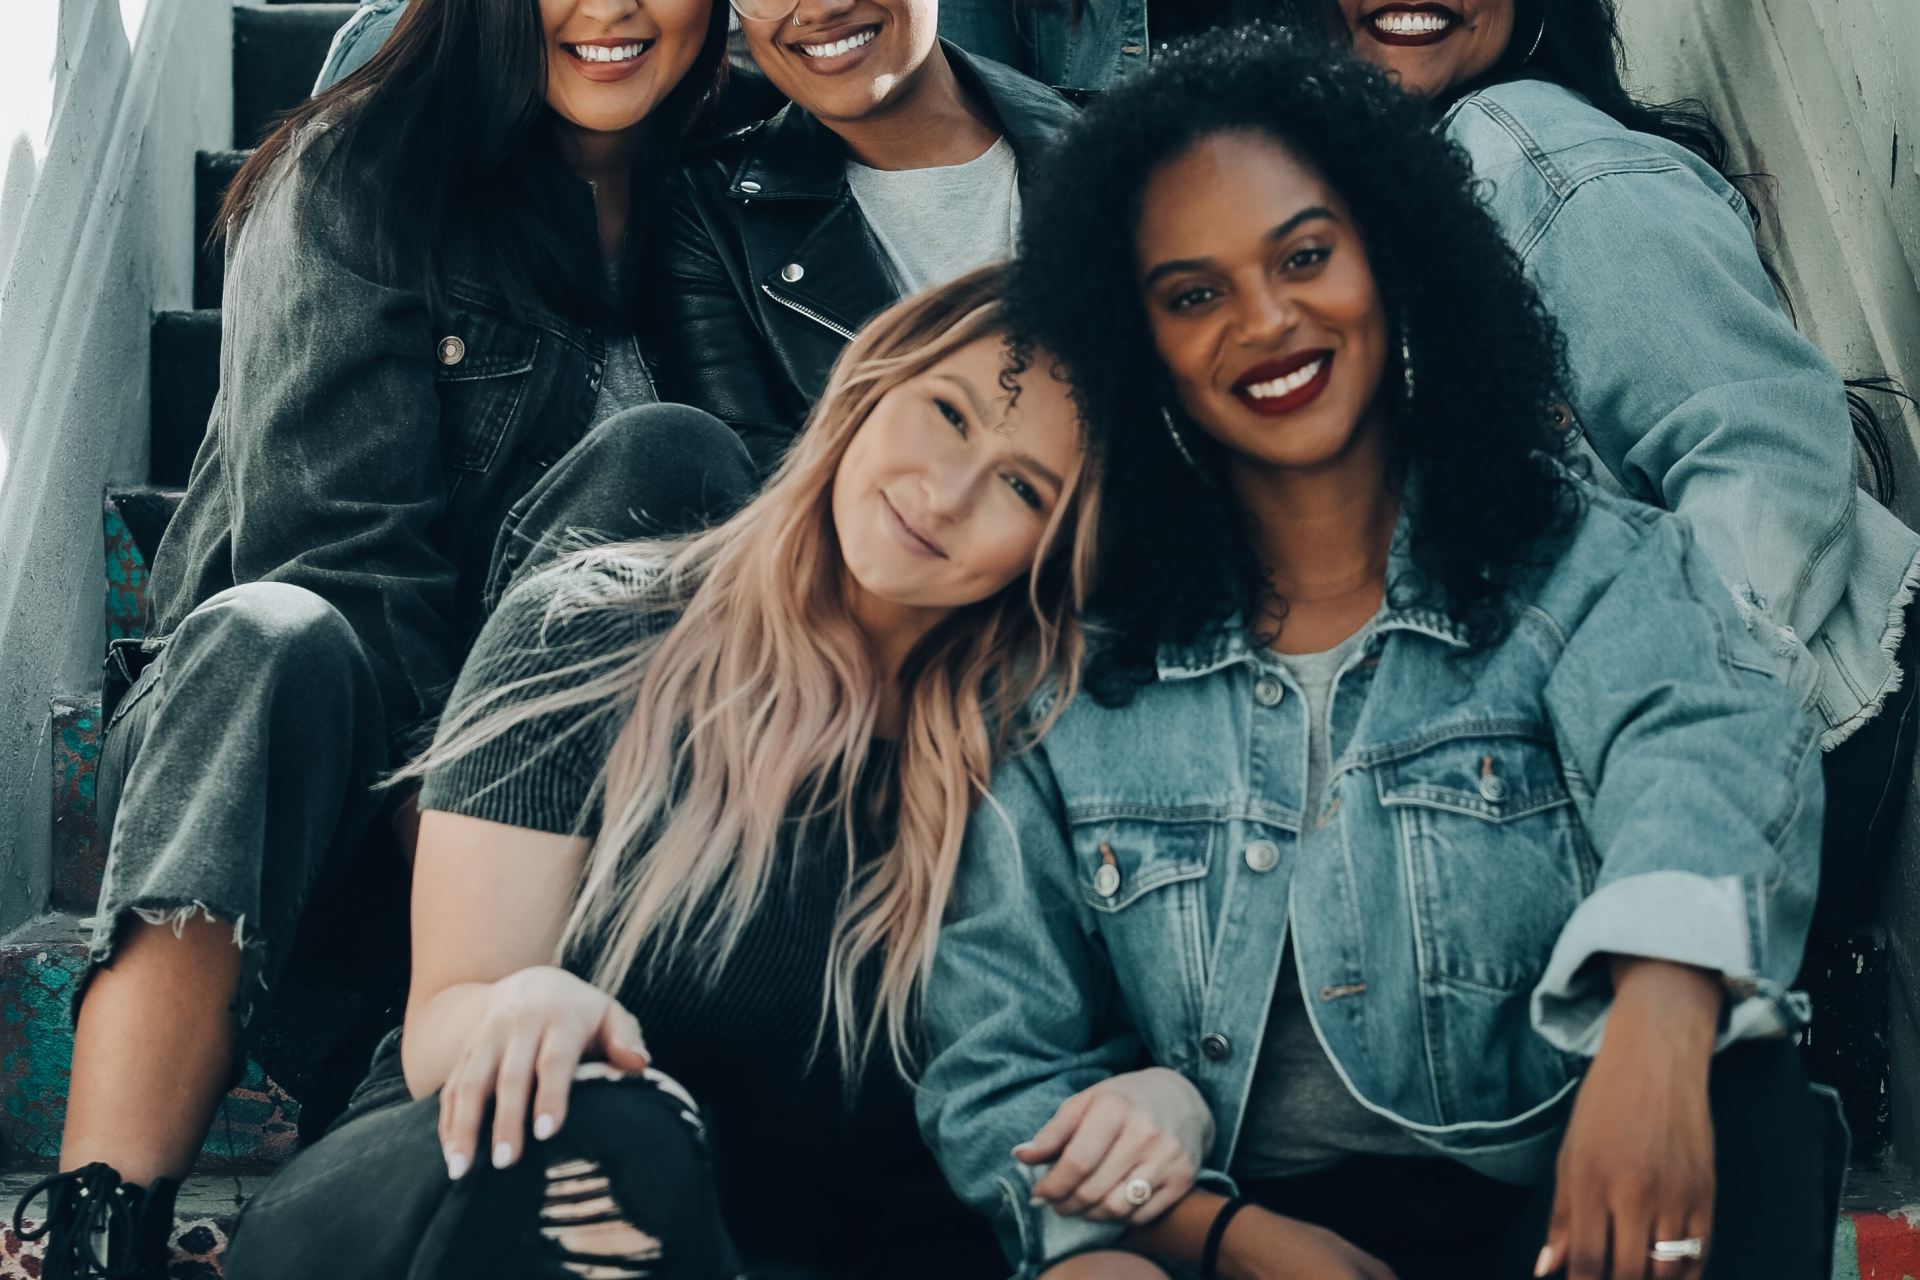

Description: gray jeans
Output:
[90,581,392,1034]
[86,404,755,1121]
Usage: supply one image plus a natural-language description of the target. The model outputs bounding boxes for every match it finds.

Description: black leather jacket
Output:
[641,44,1077,471]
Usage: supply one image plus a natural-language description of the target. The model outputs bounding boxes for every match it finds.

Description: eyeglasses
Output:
[728,0,803,22]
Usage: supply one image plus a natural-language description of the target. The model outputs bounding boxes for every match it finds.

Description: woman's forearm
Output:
[1121,1188,1230,1269]
[400,980,498,1099]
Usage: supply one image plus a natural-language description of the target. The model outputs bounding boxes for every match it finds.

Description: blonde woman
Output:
[220,267,1211,1280]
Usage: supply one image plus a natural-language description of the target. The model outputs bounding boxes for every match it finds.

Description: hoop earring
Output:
[791,11,806,26]
[1400,332,1417,409]
[1161,406,1203,472]
[1523,10,1546,61]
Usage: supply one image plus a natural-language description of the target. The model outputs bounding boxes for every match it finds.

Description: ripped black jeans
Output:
[223,1066,757,1280]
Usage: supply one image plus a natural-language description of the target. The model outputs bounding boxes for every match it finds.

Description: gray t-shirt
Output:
[1234,629,1430,1180]
[845,137,1021,295]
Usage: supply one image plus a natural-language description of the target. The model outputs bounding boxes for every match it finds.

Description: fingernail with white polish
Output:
[493,1141,514,1169]
[1534,1245,1554,1278]
[534,1114,557,1141]
[445,1149,469,1180]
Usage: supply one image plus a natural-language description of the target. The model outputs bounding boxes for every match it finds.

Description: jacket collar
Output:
[1153,472,1474,681]
[726,40,1074,203]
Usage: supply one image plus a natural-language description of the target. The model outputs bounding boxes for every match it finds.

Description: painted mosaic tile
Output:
[49,698,104,915]
[102,489,185,645]
[2,1214,232,1278]
[0,939,298,1169]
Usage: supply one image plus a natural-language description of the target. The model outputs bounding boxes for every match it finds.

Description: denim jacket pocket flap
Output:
[1070,819,1213,913]
[432,306,542,473]
[1375,732,1570,823]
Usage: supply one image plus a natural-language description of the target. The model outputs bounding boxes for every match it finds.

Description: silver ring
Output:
[1122,1177,1153,1207]
[1650,1238,1705,1263]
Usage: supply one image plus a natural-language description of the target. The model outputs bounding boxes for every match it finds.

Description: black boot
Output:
[11,1162,179,1279]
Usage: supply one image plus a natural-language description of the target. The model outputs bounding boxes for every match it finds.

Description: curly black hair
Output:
[1005,24,1580,702]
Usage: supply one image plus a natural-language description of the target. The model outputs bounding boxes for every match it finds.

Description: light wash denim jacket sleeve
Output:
[919,486,1822,1277]
[1446,79,1920,748]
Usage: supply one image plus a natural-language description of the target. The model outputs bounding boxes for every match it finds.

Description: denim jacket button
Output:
[1244,840,1279,873]
[1253,676,1285,707]
[1093,863,1121,898]
[436,335,466,366]
[1478,774,1508,803]
[1200,1033,1232,1062]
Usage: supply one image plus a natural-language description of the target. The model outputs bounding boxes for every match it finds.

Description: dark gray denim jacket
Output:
[146,123,612,752]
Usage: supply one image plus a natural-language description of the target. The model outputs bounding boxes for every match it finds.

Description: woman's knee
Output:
[177,581,364,680]
[582,403,756,519]
[1039,1250,1172,1279]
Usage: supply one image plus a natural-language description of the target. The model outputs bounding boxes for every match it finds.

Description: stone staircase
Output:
[2,1,1920,1275]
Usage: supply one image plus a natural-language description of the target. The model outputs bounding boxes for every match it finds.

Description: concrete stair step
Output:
[0,915,300,1173]
[195,150,249,310]
[233,4,360,147]
[0,1167,273,1277]
[150,310,219,488]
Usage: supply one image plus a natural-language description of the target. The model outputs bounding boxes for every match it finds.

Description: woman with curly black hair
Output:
[1331,0,1920,932]
[919,30,1838,1280]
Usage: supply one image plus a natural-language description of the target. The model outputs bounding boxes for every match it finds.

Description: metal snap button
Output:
[1244,840,1279,873]
[1093,863,1121,898]
[1478,773,1508,803]
[1200,1033,1232,1062]
[739,179,762,194]
[780,262,806,283]
[1253,676,1284,707]
[436,335,466,366]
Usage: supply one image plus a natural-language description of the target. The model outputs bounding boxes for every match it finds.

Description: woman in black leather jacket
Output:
[642,0,1076,471]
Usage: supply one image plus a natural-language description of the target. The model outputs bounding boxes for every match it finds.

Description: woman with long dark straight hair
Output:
[11,4,737,1277]
[1328,0,1919,928]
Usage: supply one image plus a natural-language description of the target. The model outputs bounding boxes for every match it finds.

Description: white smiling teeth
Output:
[799,28,878,58]
[1373,10,1453,35]
[1244,358,1327,400]
[569,42,649,63]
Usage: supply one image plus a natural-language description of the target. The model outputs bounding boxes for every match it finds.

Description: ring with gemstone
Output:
[1123,1177,1154,1207]
[1649,1238,1705,1263]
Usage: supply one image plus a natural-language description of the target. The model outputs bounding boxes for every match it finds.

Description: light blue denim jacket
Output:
[1446,78,1920,748]
[918,484,1822,1274]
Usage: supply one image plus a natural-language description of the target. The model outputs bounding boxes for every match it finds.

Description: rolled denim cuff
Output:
[1532,870,1807,1056]
[1018,1163,1238,1271]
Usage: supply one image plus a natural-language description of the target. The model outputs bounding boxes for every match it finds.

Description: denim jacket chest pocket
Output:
[431,299,542,476]
[1069,816,1213,1050]
[1371,730,1594,993]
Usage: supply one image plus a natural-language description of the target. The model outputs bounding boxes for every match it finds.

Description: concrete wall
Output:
[1614,0,1920,1159]
[0,0,229,933]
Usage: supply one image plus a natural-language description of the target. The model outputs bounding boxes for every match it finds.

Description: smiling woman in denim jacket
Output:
[11,3,751,1276]
[920,33,1837,1280]
[1325,0,1920,924]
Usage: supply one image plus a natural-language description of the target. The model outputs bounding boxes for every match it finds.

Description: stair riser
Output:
[0,939,300,1169]
[233,5,360,147]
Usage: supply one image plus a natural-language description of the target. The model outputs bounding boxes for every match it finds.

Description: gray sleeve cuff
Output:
[1531,870,1806,1056]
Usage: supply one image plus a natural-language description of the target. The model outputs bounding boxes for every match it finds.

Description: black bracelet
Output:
[1200,1196,1251,1280]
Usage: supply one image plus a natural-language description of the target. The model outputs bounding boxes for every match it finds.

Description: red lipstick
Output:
[1363,4,1461,47]
[1231,348,1336,417]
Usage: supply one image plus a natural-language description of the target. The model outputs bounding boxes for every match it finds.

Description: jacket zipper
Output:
[760,283,858,341]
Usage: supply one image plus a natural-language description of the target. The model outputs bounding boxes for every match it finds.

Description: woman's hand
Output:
[437,965,650,1180]
[1016,1068,1214,1223]
[1538,958,1721,1280]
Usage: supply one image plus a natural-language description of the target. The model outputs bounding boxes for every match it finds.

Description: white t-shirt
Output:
[845,137,1021,295]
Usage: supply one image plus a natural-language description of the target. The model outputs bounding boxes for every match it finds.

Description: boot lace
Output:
[11,1162,158,1278]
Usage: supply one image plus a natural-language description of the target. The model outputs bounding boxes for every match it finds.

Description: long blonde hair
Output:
[410,265,1101,1071]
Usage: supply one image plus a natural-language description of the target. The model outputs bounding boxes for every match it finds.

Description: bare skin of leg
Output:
[1039,1252,1173,1279]
[59,915,243,1184]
